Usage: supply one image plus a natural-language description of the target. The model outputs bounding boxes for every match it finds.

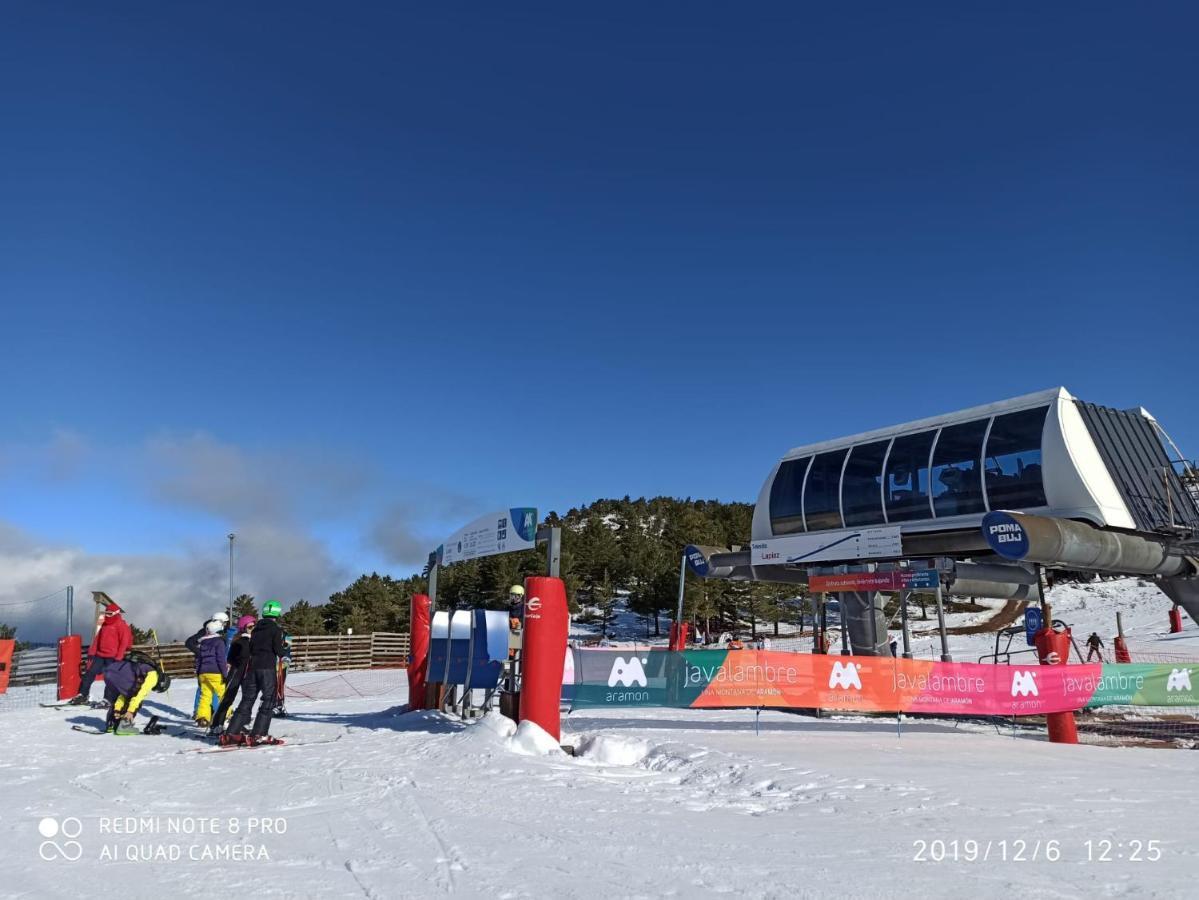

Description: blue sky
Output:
[1,3,1196,629]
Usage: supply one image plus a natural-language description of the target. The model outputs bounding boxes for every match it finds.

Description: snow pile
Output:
[574,733,651,766]
[508,719,565,757]
[458,709,564,757]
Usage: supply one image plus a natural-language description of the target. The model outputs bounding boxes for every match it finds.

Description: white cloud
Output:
[143,432,371,524]
[368,492,480,566]
[0,521,348,644]
[0,429,470,643]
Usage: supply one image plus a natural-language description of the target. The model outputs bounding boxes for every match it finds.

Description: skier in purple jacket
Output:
[193,621,229,727]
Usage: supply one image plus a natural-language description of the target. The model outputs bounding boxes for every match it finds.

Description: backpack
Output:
[125,649,158,668]
[124,649,169,688]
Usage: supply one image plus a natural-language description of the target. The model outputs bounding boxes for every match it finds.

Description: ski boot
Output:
[245,734,284,747]
[68,694,90,706]
[219,732,249,748]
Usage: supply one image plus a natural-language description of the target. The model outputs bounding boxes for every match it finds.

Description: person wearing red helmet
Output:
[70,601,133,705]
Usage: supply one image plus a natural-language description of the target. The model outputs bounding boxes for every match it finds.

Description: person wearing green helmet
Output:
[221,599,286,746]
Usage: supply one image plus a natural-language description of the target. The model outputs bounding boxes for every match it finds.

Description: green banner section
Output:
[1086,663,1198,708]
[571,649,729,709]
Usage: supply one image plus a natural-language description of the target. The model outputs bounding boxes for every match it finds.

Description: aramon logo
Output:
[1010,670,1039,697]
[827,661,862,691]
[607,657,648,689]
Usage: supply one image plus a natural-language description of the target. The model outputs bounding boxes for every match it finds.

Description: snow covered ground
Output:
[574,578,1199,665]
[906,577,1199,663]
[3,666,1198,899]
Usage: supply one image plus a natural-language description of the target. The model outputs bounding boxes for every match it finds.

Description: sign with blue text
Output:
[438,508,538,566]
[982,511,1030,560]
[1024,606,1043,646]
[683,545,711,577]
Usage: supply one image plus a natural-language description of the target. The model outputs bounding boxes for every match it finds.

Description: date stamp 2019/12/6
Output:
[912,839,1164,863]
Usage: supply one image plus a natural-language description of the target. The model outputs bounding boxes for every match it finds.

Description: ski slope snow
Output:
[2,668,1197,899]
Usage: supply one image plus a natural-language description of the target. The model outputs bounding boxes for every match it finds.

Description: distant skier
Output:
[506,585,525,691]
[102,651,171,733]
[223,601,286,746]
[209,615,255,737]
[1086,632,1105,661]
[71,601,133,705]
[192,620,229,727]
[508,585,525,634]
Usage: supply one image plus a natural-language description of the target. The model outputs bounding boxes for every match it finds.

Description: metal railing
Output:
[1,633,412,685]
[132,632,411,677]
[9,646,58,685]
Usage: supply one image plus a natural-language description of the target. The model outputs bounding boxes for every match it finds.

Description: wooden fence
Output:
[129,632,410,678]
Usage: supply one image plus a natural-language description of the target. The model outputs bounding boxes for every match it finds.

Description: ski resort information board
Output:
[750,526,902,566]
[438,507,538,566]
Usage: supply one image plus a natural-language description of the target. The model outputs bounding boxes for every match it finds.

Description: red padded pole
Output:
[58,635,82,701]
[407,594,431,711]
[1033,620,1078,745]
[519,576,569,741]
[0,639,15,695]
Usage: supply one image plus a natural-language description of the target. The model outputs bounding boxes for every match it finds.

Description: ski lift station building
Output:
[691,387,1199,633]
[755,386,1198,549]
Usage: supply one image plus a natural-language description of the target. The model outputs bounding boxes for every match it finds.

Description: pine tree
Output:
[232,594,258,619]
[279,599,327,635]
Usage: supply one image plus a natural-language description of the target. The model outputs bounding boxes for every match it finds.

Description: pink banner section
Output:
[691,652,1104,716]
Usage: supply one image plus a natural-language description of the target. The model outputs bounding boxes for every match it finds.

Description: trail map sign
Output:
[750,526,902,566]
[437,508,538,566]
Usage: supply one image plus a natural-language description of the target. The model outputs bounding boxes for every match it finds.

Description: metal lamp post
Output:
[227,533,236,623]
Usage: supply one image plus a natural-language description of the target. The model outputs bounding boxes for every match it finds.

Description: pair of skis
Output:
[71,724,340,754]
[41,700,108,709]
[190,733,343,754]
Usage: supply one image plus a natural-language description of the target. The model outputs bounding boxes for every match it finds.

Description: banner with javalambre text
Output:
[569,650,1198,716]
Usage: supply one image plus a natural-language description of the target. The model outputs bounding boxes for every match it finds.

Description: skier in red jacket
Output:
[70,602,134,705]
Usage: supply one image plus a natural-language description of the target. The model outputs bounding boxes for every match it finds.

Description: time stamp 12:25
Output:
[911,839,1164,863]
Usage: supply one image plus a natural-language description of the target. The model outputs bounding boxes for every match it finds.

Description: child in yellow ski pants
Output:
[192,624,229,726]
[196,673,225,724]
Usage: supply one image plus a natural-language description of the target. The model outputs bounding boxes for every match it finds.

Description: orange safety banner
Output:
[570,649,1136,717]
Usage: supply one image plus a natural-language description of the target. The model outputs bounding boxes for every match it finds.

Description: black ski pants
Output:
[211,664,248,734]
[78,655,116,699]
[226,667,279,737]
